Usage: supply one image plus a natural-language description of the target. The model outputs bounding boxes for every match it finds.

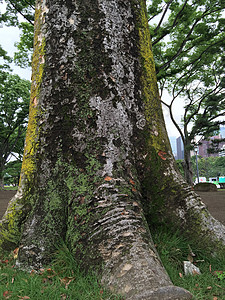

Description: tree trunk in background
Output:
[1,0,225,299]
[183,146,193,185]
[0,160,5,190]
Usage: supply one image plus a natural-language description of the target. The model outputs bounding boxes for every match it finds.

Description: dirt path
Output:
[0,190,225,224]
[0,190,16,219]
[196,191,225,225]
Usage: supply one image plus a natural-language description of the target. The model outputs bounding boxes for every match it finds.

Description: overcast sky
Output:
[0,1,182,138]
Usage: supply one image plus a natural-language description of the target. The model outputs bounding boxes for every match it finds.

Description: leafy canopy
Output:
[0,72,30,179]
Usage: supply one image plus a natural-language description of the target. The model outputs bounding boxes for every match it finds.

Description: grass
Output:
[0,245,122,300]
[152,226,225,300]
[3,186,18,191]
[1,228,225,299]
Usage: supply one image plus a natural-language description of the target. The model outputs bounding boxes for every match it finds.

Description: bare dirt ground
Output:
[196,191,225,225]
[0,190,16,219]
[0,190,225,224]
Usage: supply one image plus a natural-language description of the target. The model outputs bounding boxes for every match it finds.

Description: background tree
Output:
[1,1,225,299]
[3,160,22,186]
[0,72,30,188]
[0,0,35,68]
[177,156,225,181]
[147,0,225,184]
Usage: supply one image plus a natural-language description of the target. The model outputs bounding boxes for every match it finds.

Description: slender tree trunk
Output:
[1,0,225,299]
[0,160,5,190]
[0,178,4,190]
[183,146,193,185]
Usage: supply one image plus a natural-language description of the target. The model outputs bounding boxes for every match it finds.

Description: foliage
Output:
[0,72,30,187]
[3,160,22,186]
[175,159,185,178]
[0,0,35,68]
[0,45,12,71]
[176,156,225,182]
[14,22,34,68]
[148,0,225,184]
[0,0,35,27]
[194,156,225,179]
[152,226,225,299]
[0,244,122,300]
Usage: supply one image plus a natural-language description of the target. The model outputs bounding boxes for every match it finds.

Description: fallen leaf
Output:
[80,196,85,204]
[206,286,212,290]
[1,259,9,264]
[104,176,112,181]
[129,179,135,185]
[47,268,56,275]
[179,273,183,278]
[192,269,200,275]
[60,276,75,289]
[18,296,30,299]
[215,284,225,290]
[13,248,19,259]
[213,297,218,300]
[132,187,137,192]
[3,291,12,298]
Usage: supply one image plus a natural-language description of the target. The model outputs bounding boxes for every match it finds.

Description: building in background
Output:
[220,126,225,138]
[198,134,225,158]
[176,136,184,160]
[169,127,225,160]
[169,136,177,159]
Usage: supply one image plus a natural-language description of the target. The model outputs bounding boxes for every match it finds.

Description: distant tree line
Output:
[176,156,225,182]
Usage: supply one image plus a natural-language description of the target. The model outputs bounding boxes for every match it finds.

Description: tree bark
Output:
[0,160,5,190]
[183,145,193,185]
[0,0,225,299]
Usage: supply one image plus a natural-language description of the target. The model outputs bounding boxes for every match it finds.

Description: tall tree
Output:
[1,1,225,298]
[0,72,30,188]
[148,0,225,184]
[0,0,35,68]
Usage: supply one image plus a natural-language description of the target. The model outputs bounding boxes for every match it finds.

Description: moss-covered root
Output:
[0,187,28,251]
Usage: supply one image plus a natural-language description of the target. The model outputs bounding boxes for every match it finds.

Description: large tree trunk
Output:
[1,0,225,299]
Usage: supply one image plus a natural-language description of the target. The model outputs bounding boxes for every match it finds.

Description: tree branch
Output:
[7,0,34,25]
[154,0,173,34]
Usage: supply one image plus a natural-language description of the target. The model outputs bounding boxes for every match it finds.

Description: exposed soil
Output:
[196,191,225,225]
[0,190,225,224]
[0,190,17,219]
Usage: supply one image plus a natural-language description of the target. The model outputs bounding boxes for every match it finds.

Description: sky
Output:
[0,1,182,138]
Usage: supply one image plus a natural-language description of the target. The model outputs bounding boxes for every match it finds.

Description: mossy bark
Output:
[0,0,224,299]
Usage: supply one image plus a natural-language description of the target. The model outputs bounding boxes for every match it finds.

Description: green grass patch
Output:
[152,226,225,299]
[1,229,225,299]
[0,245,122,300]
[3,186,18,191]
